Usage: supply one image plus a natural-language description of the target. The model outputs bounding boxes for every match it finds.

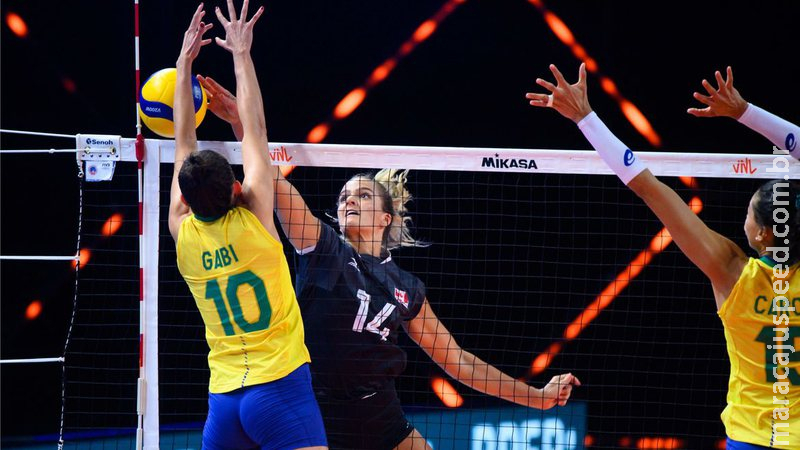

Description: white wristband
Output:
[738,103,800,158]
[577,111,647,185]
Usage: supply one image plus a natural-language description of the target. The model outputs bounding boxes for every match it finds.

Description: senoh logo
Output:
[786,133,796,152]
[481,154,538,170]
[732,157,757,174]
[87,138,114,146]
[623,149,636,167]
[269,145,293,163]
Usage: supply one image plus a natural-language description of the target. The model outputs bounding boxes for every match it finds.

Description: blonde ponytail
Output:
[373,169,427,250]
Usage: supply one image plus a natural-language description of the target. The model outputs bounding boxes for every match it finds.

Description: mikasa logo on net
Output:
[481,153,538,170]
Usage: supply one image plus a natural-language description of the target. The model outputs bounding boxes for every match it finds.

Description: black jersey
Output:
[296,223,425,400]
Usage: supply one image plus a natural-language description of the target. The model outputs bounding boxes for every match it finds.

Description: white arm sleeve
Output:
[738,103,800,161]
[577,111,647,185]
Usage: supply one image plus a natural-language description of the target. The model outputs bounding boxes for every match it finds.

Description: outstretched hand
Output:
[526,63,592,123]
[539,373,581,409]
[197,75,240,125]
[214,0,264,54]
[687,66,748,119]
[178,3,213,64]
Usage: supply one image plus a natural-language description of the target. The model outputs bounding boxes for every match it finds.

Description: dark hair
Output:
[178,150,235,219]
[752,180,800,265]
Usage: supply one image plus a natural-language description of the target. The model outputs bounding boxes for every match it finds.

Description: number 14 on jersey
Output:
[352,289,396,341]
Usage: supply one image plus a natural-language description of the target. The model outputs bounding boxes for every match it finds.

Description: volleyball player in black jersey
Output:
[277,169,580,450]
[197,77,580,450]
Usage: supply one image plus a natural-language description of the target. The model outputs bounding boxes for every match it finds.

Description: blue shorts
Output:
[203,364,327,450]
[726,437,776,450]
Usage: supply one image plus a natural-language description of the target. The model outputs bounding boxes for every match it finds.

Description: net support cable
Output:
[0,357,65,364]
[0,255,79,261]
[0,128,77,139]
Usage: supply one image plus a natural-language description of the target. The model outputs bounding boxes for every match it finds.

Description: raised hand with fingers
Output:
[215,0,264,54]
[687,66,748,119]
[526,63,592,123]
[178,3,213,65]
[197,75,241,125]
[540,373,581,409]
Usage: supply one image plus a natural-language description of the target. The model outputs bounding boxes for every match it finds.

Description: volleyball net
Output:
[5,134,798,449]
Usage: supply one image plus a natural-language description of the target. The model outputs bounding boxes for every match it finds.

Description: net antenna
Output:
[132,0,159,449]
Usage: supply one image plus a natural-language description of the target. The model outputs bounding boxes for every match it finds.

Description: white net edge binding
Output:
[81,135,799,179]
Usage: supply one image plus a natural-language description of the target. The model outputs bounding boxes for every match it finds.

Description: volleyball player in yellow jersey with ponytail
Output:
[528,64,799,449]
[168,2,326,449]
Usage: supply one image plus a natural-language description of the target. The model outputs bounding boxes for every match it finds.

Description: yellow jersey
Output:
[718,257,800,448]
[176,207,310,394]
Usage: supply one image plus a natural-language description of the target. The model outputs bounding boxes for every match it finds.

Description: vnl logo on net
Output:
[732,157,757,174]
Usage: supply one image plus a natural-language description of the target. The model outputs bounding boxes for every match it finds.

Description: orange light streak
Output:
[431,377,464,407]
[26,300,43,320]
[530,342,561,374]
[413,20,437,42]
[530,1,660,147]
[6,12,28,38]
[304,0,465,146]
[102,213,124,237]
[369,59,397,84]
[71,248,91,270]
[570,44,588,62]
[680,176,698,188]
[306,123,330,144]
[584,435,595,447]
[333,88,367,120]
[636,437,684,449]
[600,76,619,98]
[530,197,703,375]
[543,12,574,46]
[620,100,661,147]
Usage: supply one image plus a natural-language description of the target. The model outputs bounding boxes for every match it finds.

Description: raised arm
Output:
[214,0,280,239]
[198,73,321,250]
[169,4,213,240]
[527,64,747,305]
[405,299,579,409]
[688,66,800,161]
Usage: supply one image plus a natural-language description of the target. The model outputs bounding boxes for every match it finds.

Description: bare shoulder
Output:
[168,210,192,241]
[712,243,750,304]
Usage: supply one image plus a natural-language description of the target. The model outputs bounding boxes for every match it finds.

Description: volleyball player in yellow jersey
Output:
[528,64,799,449]
[168,3,326,449]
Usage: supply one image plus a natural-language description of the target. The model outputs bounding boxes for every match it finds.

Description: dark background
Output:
[2,0,799,447]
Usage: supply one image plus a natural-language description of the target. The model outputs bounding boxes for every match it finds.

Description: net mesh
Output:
[154,165,746,449]
[60,162,140,449]
[57,143,780,449]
